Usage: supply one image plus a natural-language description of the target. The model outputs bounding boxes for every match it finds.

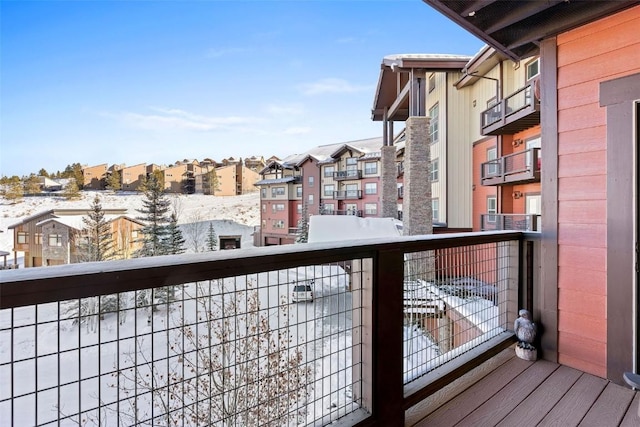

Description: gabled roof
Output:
[37,214,144,231]
[8,208,129,229]
[423,0,639,61]
[254,176,300,186]
[329,137,384,158]
[372,54,472,121]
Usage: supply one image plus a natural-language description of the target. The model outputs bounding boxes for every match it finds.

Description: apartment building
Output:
[7,209,143,267]
[255,138,386,246]
[120,163,147,191]
[81,164,108,189]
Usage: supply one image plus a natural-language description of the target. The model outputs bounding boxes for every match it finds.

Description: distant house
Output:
[120,163,147,191]
[7,209,144,267]
[38,176,65,192]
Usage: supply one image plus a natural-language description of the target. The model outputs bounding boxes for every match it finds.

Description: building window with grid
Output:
[364,182,377,195]
[430,158,439,182]
[296,186,302,198]
[324,165,335,178]
[308,176,314,187]
[428,73,435,93]
[297,204,302,214]
[35,233,43,245]
[262,204,266,212]
[271,187,285,197]
[272,203,285,213]
[17,231,28,244]
[323,203,335,213]
[273,220,285,229]
[429,103,439,143]
[48,233,63,247]
[308,194,314,205]
[261,188,267,198]
[526,58,540,81]
[364,161,378,175]
[432,198,440,222]
[365,203,377,215]
[324,184,334,197]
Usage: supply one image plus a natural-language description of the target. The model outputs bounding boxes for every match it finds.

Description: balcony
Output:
[481,148,541,186]
[334,190,363,200]
[2,231,543,426]
[480,213,541,232]
[481,82,541,136]
[398,186,404,199]
[397,161,405,177]
[333,169,362,181]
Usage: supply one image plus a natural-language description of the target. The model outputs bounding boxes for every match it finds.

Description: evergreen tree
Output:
[205,222,218,251]
[23,174,41,194]
[63,178,82,200]
[106,170,122,191]
[295,203,309,243]
[78,195,116,262]
[164,212,185,255]
[62,163,84,189]
[38,168,50,178]
[3,177,24,203]
[135,174,171,257]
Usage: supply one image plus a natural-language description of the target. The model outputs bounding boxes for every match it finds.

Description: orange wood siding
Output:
[555,5,640,378]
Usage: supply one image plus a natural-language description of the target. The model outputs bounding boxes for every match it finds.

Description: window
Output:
[131,230,138,239]
[323,184,334,197]
[297,204,302,214]
[262,219,266,228]
[429,103,439,143]
[430,158,439,182]
[323,203,335,213]
[365,203,377,215]
[346,158,357,166]
[48,233,63,247]
[487,196,497,222]
[35,233,43,244]
[296,186,302,197]
[432,198,439,222]
[428,73,435,93]
[364,162,378,175]
[272,203,285,212]
[308,194,314,205]
[365,182,377,195]
[324,166,335,178]
[17,231,28,244]
[261,188,267,198]
[526,136,541,168]
[271,187,285,197]
[262,204,266,212]
[273,220,285,229]
[526,58,540,81]
[308,176,314,187]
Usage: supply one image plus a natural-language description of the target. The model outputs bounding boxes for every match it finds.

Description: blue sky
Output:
[0,0,483,178]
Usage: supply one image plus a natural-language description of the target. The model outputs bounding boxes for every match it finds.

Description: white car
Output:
[291,280,314,302]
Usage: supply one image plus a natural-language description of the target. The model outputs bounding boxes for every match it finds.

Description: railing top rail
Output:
[0,231,523,309]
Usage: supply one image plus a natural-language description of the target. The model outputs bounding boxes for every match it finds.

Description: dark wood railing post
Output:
[369,248,405,426]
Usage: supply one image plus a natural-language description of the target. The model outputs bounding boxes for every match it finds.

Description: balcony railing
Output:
[481,213,541,232]
[334,190,363,200]
[481,148,541,186]
[0,231,535,426]
[321,209,364,217]
[333,169,362,181]
[481,82,541,136]
[398,186,404,199]
[397,162,405,177]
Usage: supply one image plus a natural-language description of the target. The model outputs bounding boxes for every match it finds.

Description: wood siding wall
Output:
[556,6,640,378]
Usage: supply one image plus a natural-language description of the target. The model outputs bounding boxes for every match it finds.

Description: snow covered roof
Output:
[308,215,402,243]
[36,214,140,230]
[254,176,300,186]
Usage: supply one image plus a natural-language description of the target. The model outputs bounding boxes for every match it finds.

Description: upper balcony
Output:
[481,82,540,136]
[333,169,362,181]
[320,209,363,217]
[481,148,541,186]
[2,232,636,426]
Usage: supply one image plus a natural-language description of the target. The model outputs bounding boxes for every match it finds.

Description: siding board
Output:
[559,312,606,344]
[558,222,606,248]
[558,44,640,88]
[558,245,606,271]
[557,104,606,133]
[558,288,606,318]
[558,200,606,224]
[557,126,606,155]
[558,151,606,178]
[558,332,606,367]
[558,175,606,201]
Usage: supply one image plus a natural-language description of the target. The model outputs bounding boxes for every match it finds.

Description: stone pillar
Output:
[403,116,432,236]
[381,145,398,218]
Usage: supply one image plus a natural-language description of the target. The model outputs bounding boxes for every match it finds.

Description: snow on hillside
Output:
[0,191,261,259]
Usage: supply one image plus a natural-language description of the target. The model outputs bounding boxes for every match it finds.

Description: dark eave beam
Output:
[388,80,411,121]
[483,0,564,34]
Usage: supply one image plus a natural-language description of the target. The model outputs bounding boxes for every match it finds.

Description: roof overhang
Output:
[372,54,471,121]
[423,0,640,61]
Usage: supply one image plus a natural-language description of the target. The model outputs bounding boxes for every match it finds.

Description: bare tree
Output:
[183,211,206,252]
[116,281,313,426]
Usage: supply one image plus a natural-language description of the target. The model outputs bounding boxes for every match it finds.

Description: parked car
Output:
[291,280,314,302]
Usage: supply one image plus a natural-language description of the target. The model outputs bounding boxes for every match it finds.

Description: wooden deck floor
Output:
[407,348,639,427]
